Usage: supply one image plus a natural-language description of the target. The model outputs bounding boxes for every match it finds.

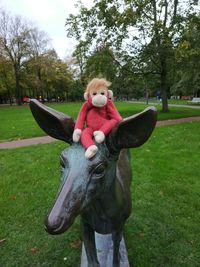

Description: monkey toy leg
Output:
[99,119,119,136]
[81,128,98,159]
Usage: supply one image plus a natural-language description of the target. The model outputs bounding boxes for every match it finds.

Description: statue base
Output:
[81,232,130,267]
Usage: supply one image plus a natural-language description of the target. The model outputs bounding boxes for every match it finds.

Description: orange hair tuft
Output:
[85,78,111,93]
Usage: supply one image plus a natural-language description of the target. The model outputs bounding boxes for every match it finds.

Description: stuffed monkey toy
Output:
[73,78,122,158]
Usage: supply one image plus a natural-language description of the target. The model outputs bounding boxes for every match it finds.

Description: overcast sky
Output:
[0,0,93,59]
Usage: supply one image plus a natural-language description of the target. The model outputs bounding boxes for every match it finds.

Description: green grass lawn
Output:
[0,101,200,142]
[0,121,200,267]
[168,99,192,105]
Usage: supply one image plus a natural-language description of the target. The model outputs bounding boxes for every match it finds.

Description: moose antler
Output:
[30,99,74,144]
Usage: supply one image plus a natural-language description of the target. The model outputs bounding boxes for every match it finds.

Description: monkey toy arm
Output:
[73,102,89,142]
[93,100,122,143]
[107,100,122,121]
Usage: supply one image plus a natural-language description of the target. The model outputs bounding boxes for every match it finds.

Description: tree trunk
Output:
[8,90,13,106]
[15,68,22,106]
[160,58,169,112]
[146,89,149,105]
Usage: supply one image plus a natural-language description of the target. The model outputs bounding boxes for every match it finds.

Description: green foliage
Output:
[84,44,117,82]
[0,122,200,266]
[173,15,200,96]
[0,57,15,103]
[66,0,199,111]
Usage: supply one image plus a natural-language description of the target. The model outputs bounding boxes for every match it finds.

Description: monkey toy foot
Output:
[94,131,105,143]
[85,145,98,159]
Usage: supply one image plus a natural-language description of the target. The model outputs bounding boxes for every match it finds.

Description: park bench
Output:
[188,97,200,104]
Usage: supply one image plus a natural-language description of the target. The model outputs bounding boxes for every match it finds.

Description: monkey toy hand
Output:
[73,129,82,142]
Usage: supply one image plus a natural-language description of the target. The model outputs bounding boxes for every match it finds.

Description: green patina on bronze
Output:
[30,99,157,267]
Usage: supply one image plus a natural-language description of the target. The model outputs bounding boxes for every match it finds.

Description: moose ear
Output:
[30,99,74,144]
[107,106,157,151]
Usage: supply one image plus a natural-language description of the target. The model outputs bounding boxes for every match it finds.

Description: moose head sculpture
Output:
[30,99,157,267]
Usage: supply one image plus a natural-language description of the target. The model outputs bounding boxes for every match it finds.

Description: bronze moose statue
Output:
[30,99,157,267]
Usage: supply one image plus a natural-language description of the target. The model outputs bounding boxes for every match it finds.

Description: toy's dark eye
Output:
[93,92,97,96]
[101,92,105,95]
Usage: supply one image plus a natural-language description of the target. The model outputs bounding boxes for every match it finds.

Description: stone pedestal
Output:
[81,232,130,267]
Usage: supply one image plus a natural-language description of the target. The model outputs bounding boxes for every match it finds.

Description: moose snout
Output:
[44,213,64,235]
[44,179,82,235]
[44,208,76,235]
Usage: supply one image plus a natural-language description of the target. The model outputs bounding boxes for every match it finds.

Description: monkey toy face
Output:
[90,88,108,107]
[84,88,113,108]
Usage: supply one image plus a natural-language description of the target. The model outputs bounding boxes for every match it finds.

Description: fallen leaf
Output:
[10,195,17,200]
[139,232,145,238]
[70,239,82,248]
[0,239,6,245]
[30,247,39,254]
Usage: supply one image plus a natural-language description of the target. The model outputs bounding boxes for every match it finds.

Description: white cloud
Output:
[0,0,94,59]
[23,0,54,21]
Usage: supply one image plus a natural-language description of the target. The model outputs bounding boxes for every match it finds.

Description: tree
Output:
[0,55,15,104]
[84,44,118,82]
[72,41,90,86]
[26,27,52,97]
[50,58,74,101]
[173,14,200,97]
[0,9,52,105]
[0,8,77,104]
[24,49,75,101]
[66,0,199,112]
[0,9,32,105]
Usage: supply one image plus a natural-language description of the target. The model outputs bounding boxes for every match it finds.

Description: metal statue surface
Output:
[30,99,157,267]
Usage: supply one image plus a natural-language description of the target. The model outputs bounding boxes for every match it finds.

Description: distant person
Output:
[156,90,161,104]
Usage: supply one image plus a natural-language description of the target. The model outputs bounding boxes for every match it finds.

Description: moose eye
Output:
[93,164,105,175]
[101,92,105,95]
[93,92,97,96]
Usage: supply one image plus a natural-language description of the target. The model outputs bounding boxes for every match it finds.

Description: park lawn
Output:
[0,101,200,141]
[167,99,192,105]
[0,121,200,267]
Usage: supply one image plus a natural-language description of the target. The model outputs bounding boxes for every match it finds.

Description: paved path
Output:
[0,136,58,149]
[0,116,200,149]
[156,116,200,126]
[165,103,200,109]
[130,101,200,109]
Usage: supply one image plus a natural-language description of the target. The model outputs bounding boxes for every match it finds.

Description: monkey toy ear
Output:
[108,90,113,100]
[84,92,88,101]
